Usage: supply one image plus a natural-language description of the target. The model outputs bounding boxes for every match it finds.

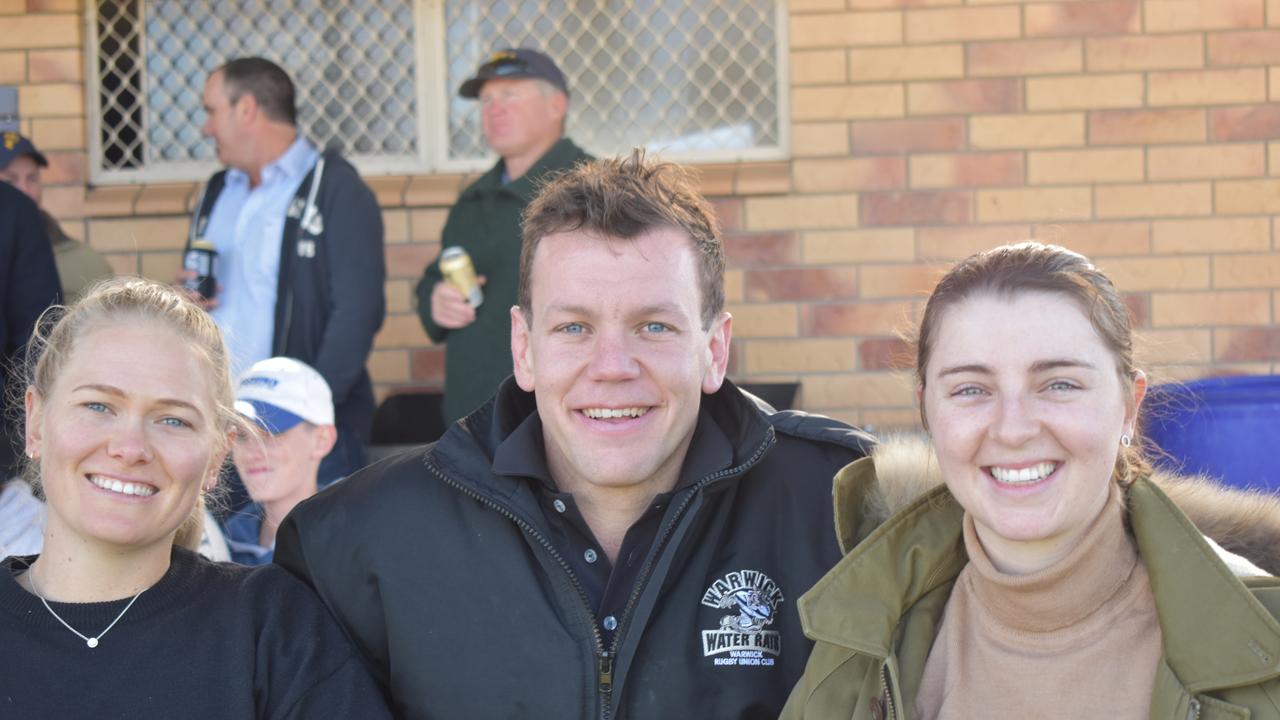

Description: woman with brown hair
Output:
[784,242,1280,720]
[0,278,391,719]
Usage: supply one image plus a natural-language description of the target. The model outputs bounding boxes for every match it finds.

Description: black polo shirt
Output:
[491,408,733,647]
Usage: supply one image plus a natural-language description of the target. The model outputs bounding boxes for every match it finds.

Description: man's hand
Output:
[429,276,485,329]
[175,269,221,310]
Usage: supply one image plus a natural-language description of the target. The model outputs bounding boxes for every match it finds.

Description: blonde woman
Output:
[0,278,391,719]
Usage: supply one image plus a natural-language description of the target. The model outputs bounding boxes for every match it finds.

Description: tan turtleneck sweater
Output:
[914,485,1163,720]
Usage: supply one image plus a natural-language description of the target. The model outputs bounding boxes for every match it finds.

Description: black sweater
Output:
[0,547,392,719]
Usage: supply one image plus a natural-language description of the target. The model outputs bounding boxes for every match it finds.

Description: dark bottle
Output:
[183,239,217,300]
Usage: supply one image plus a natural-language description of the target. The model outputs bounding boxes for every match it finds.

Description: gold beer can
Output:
[439,246,484,307]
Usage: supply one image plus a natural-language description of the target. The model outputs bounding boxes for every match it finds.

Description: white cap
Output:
[234,357,334,434]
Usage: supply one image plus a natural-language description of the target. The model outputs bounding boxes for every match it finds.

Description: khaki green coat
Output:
[782,457,1280,720]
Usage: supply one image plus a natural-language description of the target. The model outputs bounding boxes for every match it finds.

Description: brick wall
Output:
[6,0,1280,432]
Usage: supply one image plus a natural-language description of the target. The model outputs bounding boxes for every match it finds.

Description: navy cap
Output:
[0,132,48,171]
[459,48,568,99]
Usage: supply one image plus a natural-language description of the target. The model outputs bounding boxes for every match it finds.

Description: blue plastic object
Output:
[1143,375,1280,493]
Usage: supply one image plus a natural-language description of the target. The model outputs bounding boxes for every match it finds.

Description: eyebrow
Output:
[73,384,204,415]
[935,358,1098,378]
[544,302,687,318]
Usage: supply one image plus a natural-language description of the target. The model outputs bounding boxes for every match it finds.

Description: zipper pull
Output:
[598,651,614,696]
[1187,697,1201,720]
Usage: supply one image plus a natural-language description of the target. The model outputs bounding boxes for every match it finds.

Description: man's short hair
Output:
[519,149,725,329]
[217,57,297,127]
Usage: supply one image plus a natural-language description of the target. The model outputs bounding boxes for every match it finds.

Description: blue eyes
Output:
[555,322,673,335]
[160,417,192,429]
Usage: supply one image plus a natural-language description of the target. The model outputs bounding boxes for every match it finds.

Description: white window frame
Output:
[84,0,790,185]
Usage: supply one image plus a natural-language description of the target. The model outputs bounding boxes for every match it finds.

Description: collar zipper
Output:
[1187,697,1201,720]
[880,662,898,720]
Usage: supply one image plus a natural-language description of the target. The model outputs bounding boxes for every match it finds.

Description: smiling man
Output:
[275,151,875,718]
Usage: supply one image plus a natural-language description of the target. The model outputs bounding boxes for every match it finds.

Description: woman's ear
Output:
[24,386,43,459]
[1124,369,1148,436]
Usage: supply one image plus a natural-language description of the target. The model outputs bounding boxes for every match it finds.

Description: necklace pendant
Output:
[86,637,99,648]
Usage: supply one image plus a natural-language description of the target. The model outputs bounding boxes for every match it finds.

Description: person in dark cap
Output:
[0,132,112,302]
[416,48,592,426]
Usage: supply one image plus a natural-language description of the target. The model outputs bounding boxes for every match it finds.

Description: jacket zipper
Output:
[1187,697,1201,720]
[425,461,611,719]
[427,424,776,720]
[601,427,777,712]
[880,663,898,720]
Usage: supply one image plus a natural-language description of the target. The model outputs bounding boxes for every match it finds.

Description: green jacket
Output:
[783,457,1280,720]
[45,211,112,302]
[416,138,592,425]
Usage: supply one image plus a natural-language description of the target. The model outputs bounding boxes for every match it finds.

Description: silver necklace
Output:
[26,568,146,649]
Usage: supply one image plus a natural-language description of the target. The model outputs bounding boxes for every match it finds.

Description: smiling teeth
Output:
[89,475,156,497]
[991,462,1057,485]
[583,407,649,419]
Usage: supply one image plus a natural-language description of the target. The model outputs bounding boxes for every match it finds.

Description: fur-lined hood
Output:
[850,435,1280,576]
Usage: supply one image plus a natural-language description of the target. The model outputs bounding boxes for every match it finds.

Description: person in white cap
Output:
[223,356,336,565]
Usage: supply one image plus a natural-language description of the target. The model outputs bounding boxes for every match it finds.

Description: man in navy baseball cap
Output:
[0,132,113,301]
[414,49,591,425]
[458,48,569,99]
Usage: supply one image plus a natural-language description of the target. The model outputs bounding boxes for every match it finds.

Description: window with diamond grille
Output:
[89,1,786,184]
[443,0,785,164]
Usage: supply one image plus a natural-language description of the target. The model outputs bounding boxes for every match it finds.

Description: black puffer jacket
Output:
[275,378,874,719]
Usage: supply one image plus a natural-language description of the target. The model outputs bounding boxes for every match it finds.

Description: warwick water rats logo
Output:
[700,569,783,667]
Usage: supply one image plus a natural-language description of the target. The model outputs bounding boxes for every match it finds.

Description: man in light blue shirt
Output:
[183,58,385,501]
[201,134,318,378]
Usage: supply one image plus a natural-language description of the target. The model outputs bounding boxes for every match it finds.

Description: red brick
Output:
[1209,104,1280,141]
[802,302,911,336]
[1216,328,1280,361]
[1125,294,1150,328]
[861,190,972,226]
[909,152,1024,189]
[1207,30,1280,65]
[743,268,858,302]
[1025,1,1142,37]
[385,243,438,280]
[968,39,1083,77]
[792,156,907,192]
[916,225,1034,260]
[1089,109,1206,144]
[723,232,800,267]
[907,78,1021,115]
[710,198,743,232]
[41,150,82,185]
[1033,221,1152,256]
[859,337,914,371]
[410,349,446,383]
[851,117,966,155]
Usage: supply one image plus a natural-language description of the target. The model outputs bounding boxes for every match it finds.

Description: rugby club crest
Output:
[700,569,783,667]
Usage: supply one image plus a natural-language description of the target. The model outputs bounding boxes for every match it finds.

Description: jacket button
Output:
[870,696,885,720]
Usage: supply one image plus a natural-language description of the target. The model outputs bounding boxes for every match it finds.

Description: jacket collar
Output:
[801,455,1280,691]
[798,456,964,659]
[1127,478,1280,691]
[463,137,587,203]
[426,377,775,505]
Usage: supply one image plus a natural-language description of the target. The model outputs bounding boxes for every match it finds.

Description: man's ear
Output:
[511,306,536,392]
[24,386,43,459]
[701,312,733,394]
[549,91,568,123]
[312,424,338,460]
